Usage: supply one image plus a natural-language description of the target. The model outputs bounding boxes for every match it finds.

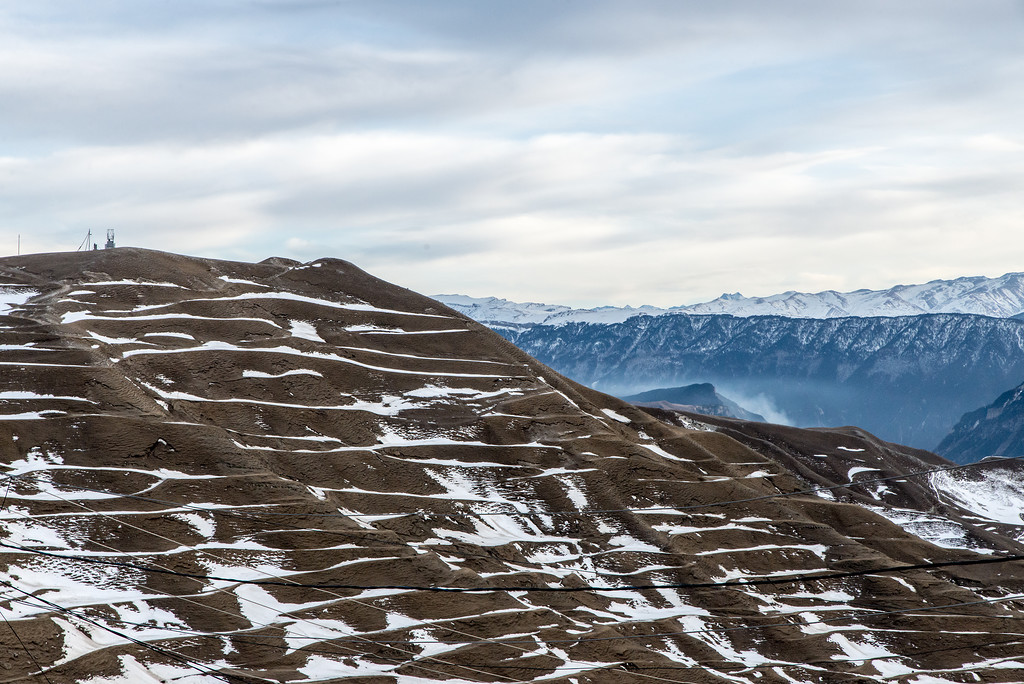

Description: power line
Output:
[2,446,1014,593]
[0,476,842,684]
[3,447,1023,680]
[3,450,1023,594]
[0,481,536,684]
[0,579,266,684]
[6,492,1024,684]
[6,577,1024,679]
[3,445,1019,522]
[3,537,1023,594]
[6,575,1024,649]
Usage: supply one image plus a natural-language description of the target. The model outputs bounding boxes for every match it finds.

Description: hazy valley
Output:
[439,277,1024,461]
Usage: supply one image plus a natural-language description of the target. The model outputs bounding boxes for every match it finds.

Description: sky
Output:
[2,1,1024,307]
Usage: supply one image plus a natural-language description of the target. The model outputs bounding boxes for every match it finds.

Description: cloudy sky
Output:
[2,1,1023,306]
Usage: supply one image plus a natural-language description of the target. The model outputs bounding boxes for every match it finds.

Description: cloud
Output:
[720,391,792,426]
[1,2,1024,306]
[4,127,1024,305]
[4,1,1020,148]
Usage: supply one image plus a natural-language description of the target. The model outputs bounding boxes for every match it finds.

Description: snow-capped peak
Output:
[435,272,1024,326]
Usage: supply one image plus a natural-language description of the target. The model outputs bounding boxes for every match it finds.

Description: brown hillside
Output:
[1,249,1023,683]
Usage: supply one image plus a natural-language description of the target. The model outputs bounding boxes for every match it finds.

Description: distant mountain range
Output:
[499,313,1024,456]
[437,274,1024,457]
[436,271,1024,325]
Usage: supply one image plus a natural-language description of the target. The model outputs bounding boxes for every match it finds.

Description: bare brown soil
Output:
[0,248,1022,683]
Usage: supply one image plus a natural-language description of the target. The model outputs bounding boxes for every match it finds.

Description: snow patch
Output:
[242,368,323,378]
[601,408,630,423]
[931,469,1024,525]
[289,320,325,343]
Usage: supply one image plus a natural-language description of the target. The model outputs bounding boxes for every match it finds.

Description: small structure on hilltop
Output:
[76,229,117,251]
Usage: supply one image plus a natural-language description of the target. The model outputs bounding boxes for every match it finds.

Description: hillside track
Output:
[1,249,1024,683]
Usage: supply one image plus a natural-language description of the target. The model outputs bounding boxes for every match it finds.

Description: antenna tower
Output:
[77,229,93,251]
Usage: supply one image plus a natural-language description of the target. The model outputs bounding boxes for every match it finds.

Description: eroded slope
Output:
[1,249,1023,683]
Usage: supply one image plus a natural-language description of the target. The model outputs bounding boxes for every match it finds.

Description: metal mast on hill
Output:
[76,229,116,251]
[76,229,93,251]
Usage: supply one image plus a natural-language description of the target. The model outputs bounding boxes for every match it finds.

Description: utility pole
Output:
[77,229,93,252]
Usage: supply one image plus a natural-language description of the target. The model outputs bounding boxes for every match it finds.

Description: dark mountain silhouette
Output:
[937,381,1024,462]
[623,383,765,421]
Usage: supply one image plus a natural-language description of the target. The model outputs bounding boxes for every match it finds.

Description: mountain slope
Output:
[937,382,1024,462]
[646,407,1024,556]
[436,271,1024,325]
[2,249,1024,683]
[502,313,1024,451]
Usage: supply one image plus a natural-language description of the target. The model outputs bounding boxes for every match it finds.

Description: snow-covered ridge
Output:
[435,271,1024,325]
[432,293,672,326]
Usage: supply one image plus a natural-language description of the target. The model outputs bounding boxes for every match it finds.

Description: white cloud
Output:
[6,127,1023,305]
[2,2,1024,305]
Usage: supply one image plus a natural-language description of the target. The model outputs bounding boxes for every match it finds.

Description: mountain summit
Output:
[3,249,1024,682]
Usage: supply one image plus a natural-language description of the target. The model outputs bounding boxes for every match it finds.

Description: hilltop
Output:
[622,383,766,421]
[2,249,1024,683]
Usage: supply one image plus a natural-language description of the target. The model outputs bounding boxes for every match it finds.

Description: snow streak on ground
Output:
[3,254,1024,684]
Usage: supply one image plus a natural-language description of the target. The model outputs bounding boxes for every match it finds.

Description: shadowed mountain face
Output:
[937,382,1024,462]
[501,314,1024,451]
[2,249,1024,683]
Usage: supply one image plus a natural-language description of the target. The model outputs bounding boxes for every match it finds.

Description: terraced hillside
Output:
[2,249,1024,683]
